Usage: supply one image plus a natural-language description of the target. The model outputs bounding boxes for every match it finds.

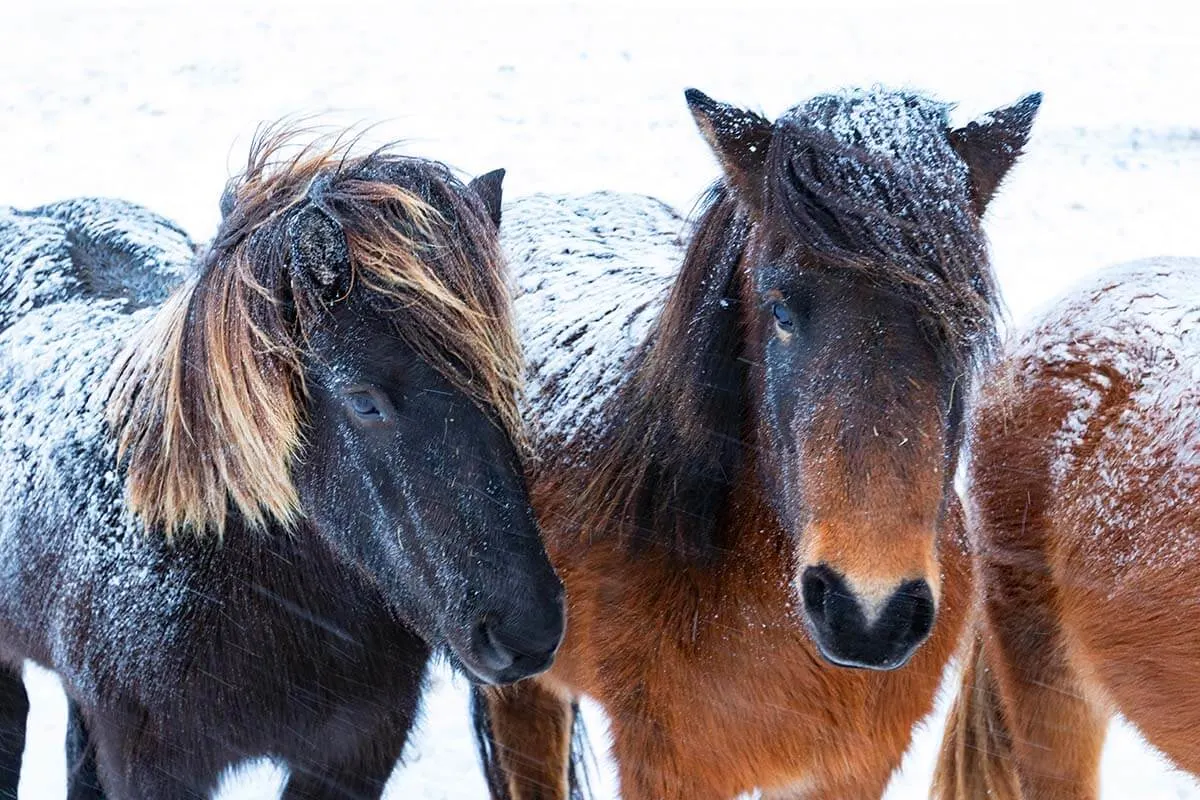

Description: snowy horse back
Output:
[0,197,194,330]
[504,192,684,446]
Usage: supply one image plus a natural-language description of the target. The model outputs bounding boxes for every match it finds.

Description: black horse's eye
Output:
[773,302,794,330]
[346,390,386,421]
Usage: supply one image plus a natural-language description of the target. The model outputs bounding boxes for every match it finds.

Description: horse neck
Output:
[179,516,336,596]
[184,516,402,643]
[550,185,753,563]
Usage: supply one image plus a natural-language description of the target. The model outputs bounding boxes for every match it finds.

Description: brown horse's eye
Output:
[773,302,794,330]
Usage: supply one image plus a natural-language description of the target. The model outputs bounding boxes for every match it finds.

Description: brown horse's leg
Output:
[978,467,1107,800]
[984,580,1108,800]
[964,379,1109,800]
[482,680,574,800]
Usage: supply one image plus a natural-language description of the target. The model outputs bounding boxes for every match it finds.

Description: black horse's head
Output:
[109,130,562,685]
[683,87,1039,669]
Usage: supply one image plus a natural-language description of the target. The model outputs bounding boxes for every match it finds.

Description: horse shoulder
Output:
[502,192,684,448]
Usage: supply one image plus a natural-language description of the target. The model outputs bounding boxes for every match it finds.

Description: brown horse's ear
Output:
[949,92,1042,215]
[685,89,772,208]
[468,168,505,227]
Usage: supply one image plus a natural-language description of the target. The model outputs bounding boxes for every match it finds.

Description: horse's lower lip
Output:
[454,606,565,685]
[805,628,920,672]
[448,626,560,685]
[814,645,912,672]
[454,649,557,686]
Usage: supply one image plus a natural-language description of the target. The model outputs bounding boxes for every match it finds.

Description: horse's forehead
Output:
[785,89,955,159]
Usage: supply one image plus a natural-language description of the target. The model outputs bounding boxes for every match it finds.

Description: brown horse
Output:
[473,86,1041,799]
[934,257,1200,800]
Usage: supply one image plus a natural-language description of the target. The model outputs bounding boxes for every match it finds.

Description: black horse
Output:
[0,129,564,798]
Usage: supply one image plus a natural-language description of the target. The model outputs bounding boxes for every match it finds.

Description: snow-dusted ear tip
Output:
[468,168,505,228]
[684,89,772,206]
[1013,91,1043,119]
[684,88,717,116]
[949,91,1043,214]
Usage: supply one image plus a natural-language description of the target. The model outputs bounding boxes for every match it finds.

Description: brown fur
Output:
[933,635,1021,800]
[480,88,1039,799]
[521,458,973,799]
[935,259,1200,798]
[485,682,576,800]
[107,125,524,535]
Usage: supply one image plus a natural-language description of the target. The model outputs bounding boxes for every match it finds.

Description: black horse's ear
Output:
[949,92,1042,215]
[685,88,773,208]
[219,179,238,220]
[287,204,349,293]
[468,168,505,227]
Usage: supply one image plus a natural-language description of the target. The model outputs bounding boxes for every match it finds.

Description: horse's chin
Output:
[810,641,919,672]
[442,644,517,686]
[438,648,484,684]
[442,619,560,686]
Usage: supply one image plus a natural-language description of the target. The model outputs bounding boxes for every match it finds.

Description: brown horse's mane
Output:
[767,93,1001,372]
[108,125,523,537]
[561,92,1001,563]
[550,184,751,562]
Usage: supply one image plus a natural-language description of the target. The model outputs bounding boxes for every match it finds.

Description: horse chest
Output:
[551,522,968,796]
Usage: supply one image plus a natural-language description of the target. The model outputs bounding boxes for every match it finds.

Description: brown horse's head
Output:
[687,87,1039,669]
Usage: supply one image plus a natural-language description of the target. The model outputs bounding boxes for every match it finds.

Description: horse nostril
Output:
[800,564,836,623]
[894,579,935,643]
[473,616,518,673]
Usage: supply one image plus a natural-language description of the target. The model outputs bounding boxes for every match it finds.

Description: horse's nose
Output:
[799,564,935,671]
[468,598,566,684]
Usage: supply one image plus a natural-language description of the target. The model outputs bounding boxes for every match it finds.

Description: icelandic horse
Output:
[935,257,1200,800]
[475,86,1041,799]
[0,131,563,798]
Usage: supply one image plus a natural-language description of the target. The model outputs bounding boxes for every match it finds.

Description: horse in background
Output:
[935,258,1200,800]
[0,129,563,798]
[474,86,1040,799]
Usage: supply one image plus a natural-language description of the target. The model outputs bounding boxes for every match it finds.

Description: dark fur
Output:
[0,132,561,798]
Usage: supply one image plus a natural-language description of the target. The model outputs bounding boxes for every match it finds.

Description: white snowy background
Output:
[3,2,1199,797]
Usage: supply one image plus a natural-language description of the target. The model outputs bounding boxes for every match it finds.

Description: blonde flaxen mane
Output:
[108,125,524,537]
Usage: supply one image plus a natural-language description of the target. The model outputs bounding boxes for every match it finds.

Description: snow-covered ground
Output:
[3,2,1199,797]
